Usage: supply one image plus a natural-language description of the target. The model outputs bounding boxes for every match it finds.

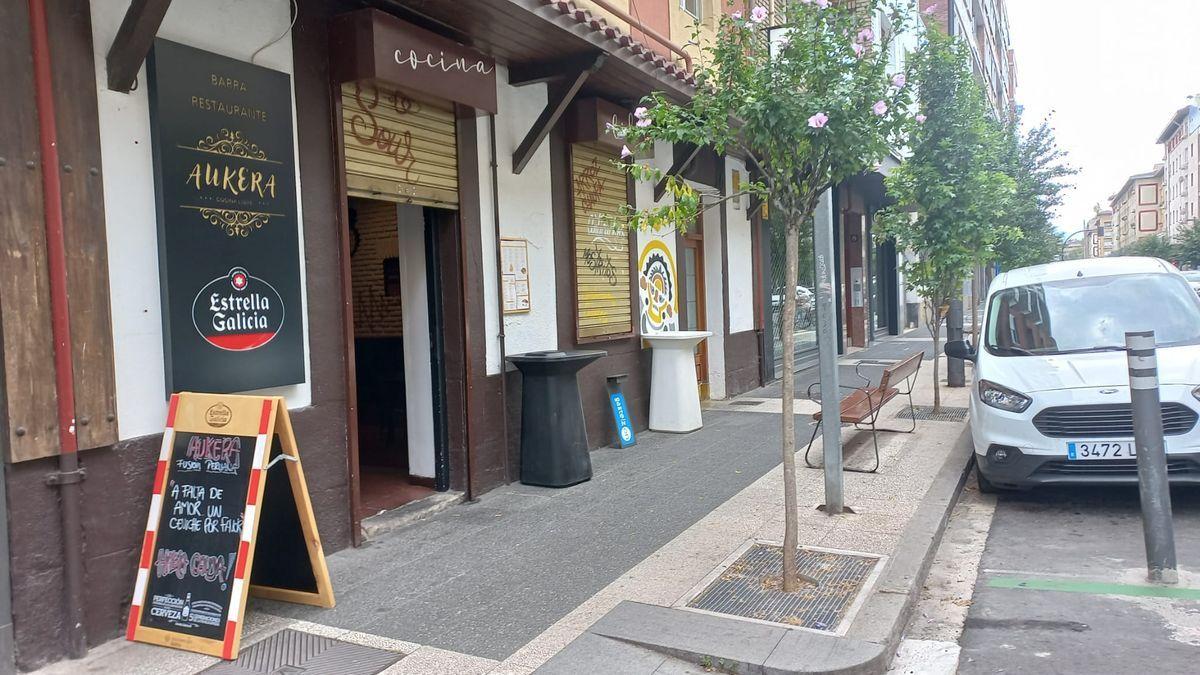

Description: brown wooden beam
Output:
[105,0,172,93]
[512,53,606,174]
[654,143,702,201]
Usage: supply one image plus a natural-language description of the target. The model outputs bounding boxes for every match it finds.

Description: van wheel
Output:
[976,466,999,494]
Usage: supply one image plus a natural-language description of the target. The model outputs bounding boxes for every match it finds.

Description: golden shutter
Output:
[571,143,633,339]
[341,81,458,208]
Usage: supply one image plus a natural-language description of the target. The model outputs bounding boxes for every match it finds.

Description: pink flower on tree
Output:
[915,113,928,123]
[634,106,652,128]
[621,145,633,158]
[923,3,938,15]
[892,73,907,88]
[808,112,829,129]
[814,0,830,7]
[872,100,888,116]
[731,10,742,19]
[852,42,865,57]
[750,6,768,22]
[857,28,874,43]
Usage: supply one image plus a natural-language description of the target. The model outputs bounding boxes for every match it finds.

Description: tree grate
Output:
[202,629,403,675]
[895,405,968,422]
[684,543,882,634]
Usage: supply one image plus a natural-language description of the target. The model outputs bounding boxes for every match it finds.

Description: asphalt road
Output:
[959,483,1200,673]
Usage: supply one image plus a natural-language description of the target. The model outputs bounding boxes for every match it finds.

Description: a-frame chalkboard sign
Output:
[126,393,334,659]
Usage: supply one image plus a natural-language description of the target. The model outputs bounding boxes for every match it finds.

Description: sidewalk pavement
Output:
[38,335,973,675]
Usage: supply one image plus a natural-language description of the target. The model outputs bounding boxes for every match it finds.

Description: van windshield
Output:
[985,274,1200,356]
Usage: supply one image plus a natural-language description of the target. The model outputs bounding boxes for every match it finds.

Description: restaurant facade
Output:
[0,0,907,668]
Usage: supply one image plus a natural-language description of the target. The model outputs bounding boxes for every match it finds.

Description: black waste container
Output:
[507,350,606,487]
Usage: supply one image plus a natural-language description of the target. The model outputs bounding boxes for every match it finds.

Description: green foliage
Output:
[874,28,1015,314]
[1175,222,1200,267]
[1115,233,1177,261]
[993,116,1078,268]
[613,0,917,232]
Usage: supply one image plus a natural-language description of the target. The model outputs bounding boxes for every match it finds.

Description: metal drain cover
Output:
[896,405,968,422]
[203,629,403,675]
[683,543,883,634]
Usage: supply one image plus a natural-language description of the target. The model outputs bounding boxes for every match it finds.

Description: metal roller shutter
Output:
[341,81,458,208]
[571,142,633,339]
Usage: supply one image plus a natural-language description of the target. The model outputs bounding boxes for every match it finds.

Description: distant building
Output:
[1157,104,1200,241]
[919,0,1017,120]
[1083,209,1113,258]
[1109,165,1165,249]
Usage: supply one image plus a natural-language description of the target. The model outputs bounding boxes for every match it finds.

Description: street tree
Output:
[994,116,1079,269]
[1174,221,1200,268]
[1116,233,1176,260]
[615,0,916,592]
[875,27,1016,412]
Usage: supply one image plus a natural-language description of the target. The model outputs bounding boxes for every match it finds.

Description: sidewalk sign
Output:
[126,393,334,659]
[606,374,636,448]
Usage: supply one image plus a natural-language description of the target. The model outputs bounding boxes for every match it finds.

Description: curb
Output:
[535,425,976,675]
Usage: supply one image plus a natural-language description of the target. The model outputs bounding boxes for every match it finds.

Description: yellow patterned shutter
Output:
[571,143,633,339]
[341,81,458,208]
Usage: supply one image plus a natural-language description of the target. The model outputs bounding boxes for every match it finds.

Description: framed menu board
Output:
[501,238,531,314]
[126,393,333,659]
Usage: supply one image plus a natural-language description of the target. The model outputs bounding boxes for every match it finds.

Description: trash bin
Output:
[507,350,606,487]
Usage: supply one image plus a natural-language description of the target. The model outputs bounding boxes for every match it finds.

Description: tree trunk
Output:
[928,300,943,413]
[780,220,800,593]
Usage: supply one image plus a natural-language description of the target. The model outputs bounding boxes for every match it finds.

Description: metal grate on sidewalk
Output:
[682,543,884,634]
[202,629,403,675]
[895,405,968,422]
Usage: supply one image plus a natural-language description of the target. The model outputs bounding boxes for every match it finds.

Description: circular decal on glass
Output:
[191,267,286,352]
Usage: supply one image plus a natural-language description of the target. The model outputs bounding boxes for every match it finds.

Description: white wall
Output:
[702,193,726,399]
[90,0,310,439]
[492,65,559,357]
[397,206,436,478]
[725,157,755,334]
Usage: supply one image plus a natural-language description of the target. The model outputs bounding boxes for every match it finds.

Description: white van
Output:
[945,257,1200,491]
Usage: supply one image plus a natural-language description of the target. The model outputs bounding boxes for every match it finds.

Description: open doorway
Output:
[347,197,448,519]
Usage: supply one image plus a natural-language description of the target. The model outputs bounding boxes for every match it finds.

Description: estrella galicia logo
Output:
[191,267,285,352]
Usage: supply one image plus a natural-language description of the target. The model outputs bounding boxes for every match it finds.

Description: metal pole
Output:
[814,189,844,513]
[27,0,88,658]
[947,296,965,387]
[1125,330,1177,584]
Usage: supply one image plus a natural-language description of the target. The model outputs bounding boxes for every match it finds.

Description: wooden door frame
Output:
[678,229,709,398]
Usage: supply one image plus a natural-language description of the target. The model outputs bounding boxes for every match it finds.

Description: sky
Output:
[1006,0,1200,233]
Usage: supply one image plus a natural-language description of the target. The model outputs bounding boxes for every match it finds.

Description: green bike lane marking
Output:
[988,576,1200,600]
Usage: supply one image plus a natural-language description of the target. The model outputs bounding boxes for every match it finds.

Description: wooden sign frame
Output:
[126,393,334,659]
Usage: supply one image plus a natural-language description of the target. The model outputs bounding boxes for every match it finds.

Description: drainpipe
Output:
[27,0,88,659]
[488,115,511,481]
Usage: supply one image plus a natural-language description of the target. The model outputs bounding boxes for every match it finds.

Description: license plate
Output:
[1066,441,1137,460]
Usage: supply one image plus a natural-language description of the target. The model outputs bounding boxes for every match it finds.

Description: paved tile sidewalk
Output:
[35,334,970,675]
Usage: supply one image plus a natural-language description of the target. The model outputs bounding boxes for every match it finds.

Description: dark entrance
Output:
[347,198,453,520]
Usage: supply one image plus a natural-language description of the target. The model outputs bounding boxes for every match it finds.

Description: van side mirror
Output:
[945,339,976,362]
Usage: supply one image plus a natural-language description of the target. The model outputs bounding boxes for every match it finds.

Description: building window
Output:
[681,0,701,19]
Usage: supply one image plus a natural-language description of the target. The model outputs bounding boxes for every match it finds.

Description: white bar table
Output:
[643,330,711,433]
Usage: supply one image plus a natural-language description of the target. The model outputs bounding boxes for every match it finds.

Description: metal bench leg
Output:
[846,415,881,474]
[803,421,822,469]
[867,391,919,434]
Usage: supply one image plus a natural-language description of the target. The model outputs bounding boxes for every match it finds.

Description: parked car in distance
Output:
[1183,270,1200,296]
[945,257,1200,492]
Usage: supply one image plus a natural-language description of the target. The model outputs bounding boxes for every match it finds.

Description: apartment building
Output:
[1109,165,1166,249]
[919,0,1017,120]
[1083,209,1114,258]
[1157,104,1200,241]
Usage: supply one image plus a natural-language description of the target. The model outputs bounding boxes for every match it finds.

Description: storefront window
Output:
[768,217,818,374]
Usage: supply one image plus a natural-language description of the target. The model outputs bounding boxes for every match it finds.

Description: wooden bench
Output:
[803,351,923,473]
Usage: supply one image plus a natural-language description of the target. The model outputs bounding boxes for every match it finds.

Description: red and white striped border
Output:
[127,393,180,642]
[126,396,275,661]
[221,398,274,658]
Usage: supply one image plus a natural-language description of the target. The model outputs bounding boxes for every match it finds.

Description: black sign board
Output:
[139,429,255,640]
[147,39,304,394]
[128,393,333,659]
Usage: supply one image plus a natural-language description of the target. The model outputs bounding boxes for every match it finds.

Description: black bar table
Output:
[507,350,606,487]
